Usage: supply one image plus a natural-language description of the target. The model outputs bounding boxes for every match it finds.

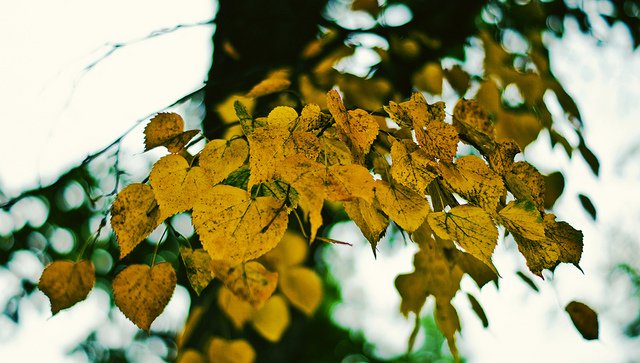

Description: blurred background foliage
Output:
[1,0,640,362]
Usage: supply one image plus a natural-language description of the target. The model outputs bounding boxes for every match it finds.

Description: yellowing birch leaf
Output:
[178,350,205,363]
[267,106,298,128]
[326,90,378,159]
[218,286,255,329]
[247,126,290,188]
[428,205,498,272]
[150,154,207,220]
[285,131,321,161]
[319,129,354,165]
[246,78,291,98]
[413,62,443,95]
[514,214,583,276]
[565,301,599,340]
[390,139,437,194]
[180,247,215,295]
[495,111,541,150]
[298,104,331,132]
[375,180,430,232]
[262,231,307,271]
[279,267,322,316]
[498,200,545,240]
[192,185,288,265]
[144,113,198,153]
[343,198,389,254]
[111,183,161,259]
[251,295,290,342]
[414,120,459,162]
[487,139,521,176]
[214,261,278,308]
[452,99,496,154]
[437,155,506,214]
[278,155,327,241]
[208,337,255,363]
[199,138,249,186]
[113,263,177,331]
[444,65,470,96]
[326,164,375,202]
[504,161,545,213]
[39,260,95,314]
[435,301,460,361]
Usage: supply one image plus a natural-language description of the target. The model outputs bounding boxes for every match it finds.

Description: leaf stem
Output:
[150,226,168,267]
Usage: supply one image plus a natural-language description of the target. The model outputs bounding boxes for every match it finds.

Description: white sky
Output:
[1,1,639,362]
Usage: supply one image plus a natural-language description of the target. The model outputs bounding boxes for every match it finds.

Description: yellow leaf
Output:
[267,106,298,128]
[318,128,354,165]
[565,301,599,340]
[390,139,437,194]
[414,119,459,162]
[452,99,496,154]
[277,155,327,241]
[514,214,583,276]
[199,138,249,186]
[487,139,521,176]
[326,164,375,202]
[495,111,541,150]
[434,301,460,361]
[413,62,443,95]
[39,260,95,314]
[214,261,278,308]
[279,267,323,316]
[144,113,198,153]
[375,180,430,232]
[251,295,290,342]
[286,131,321,161]
[246,78,291,98]
[177,350,206,363]
[476,79,501,115]
[498,200,545,240]
[110,183,161,259]
[504,161,545,213]
[326,90,379,159]
[192,185,288,265]
[150,154,208,220]
[180,247,215,295]
[218,286,255,329]
[444,65,470,96]
[343,198,389,253]
[337,74,392,111]
[298,104,331,132]
[299,74,328,108]
[428,205,498,272]
[112,263,177,331]
[437,155,506,214]
[262,231,308,271]
[216,95,255,124]
[208,337,255,363]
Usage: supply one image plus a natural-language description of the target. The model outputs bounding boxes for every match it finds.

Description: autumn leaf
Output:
[251,295,290,342]
[325,164,375,202]
[504,161,546,213]
[298,104,331,132]
[279,267,323,316]
[428,205,499,272]
[318,129,354,165]
[487,139,521,176]
[144,113,198,153]
[452,99,496,154]
[180,247,215,295]
[113,263,177,331]
[444,65,471,96]
[177,350,206,363]
[413,62,443,95]
[414,119,459,162]
[437,155,506,213]
[466,293,489,328]
[214,261,278,308]
[261,231,307,271]
[208,337,255,363]
[192,185,288,265]
[343,198,389,254]
[434,301,460,361]
[218,287,255,329]
[390,139,437,194]
[375,180,430,232]
[110,183,161,259]
[199,138,249,186]
[39,260,95,314]
[514,214,583,276]
[326,90,379,160]
[246,78,291,98]
[565,301,599,340]
[149,154,208,220]
[498,200,545,240]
